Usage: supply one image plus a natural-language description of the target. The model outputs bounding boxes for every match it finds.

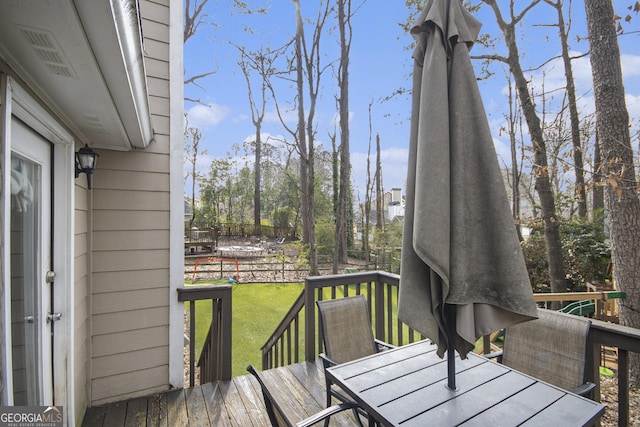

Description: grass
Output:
[185,281,304,378]
[184,281,489,379]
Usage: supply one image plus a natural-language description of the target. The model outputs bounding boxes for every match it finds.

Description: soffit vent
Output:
[18,26,77,79]
[84,115,107,133]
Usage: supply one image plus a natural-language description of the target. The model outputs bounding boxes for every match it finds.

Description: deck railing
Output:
[260,271,640,427]
[260,271,424,369]
[177,284,232,385]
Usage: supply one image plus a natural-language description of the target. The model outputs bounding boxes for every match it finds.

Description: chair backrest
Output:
[502,308,591,392]
[316,295,378,364]
[246,365,293,427]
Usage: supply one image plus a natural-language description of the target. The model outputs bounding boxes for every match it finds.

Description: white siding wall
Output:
[74,162,90,424]
[88,0,176,405]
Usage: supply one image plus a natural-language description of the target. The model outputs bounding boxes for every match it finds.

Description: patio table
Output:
[326,340,604,426]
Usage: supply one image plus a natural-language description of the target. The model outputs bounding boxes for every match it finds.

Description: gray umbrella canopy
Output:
[398,0,538,362]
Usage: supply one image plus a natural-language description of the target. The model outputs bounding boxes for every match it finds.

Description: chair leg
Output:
[324,380,332,427]
[352,408,365,427]
[324,386,364,427]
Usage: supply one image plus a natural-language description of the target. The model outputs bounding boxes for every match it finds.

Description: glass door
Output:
[10,117,52,405]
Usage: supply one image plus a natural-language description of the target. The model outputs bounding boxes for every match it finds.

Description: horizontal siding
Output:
[93,230,169,251]
[92,346,168,379]
[74,176,90,423]
[92,288,168,315]
[141,0,170,23]
[143,39,170,62]
[147,0,170,7]
[74,232,88,256]
[147,76,169,98]
[93,211,168,231]
[144,57,169,80]
[96,151,168,172]
[87,0,175,406]
[91,366,168,405]
[149,95,169,116]
[92,307,168,335]
[92,269,169,293]
[74,253,88,281]
[93,170,169,192]
[92,249,169,273]
[75,209,88,234]
[92,326,169,358]
[141,19,169,43]
[92,189,169,211]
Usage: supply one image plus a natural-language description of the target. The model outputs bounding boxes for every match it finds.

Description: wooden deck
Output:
[81,360,362,426]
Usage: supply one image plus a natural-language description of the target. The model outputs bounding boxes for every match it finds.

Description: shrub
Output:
[521,219,611,293]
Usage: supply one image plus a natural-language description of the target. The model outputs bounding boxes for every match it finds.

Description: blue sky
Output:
[184,1,640,201]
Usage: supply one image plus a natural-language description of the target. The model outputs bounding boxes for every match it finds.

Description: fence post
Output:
[220,286,232,380]
[304,278,316,362]
[374,273,386,340]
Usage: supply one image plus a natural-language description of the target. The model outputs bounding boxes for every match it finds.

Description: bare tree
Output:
[330,129,340,274]
[287,0,334,275]
[584,0,640,386]
[482,0,568,300]
[544,0,588,218]
[184,0,217,102]
[504,75,525,239]
[363,128,373,265]
[375,133,384,231]
[235,44,288,233]
[336,0,353,264]
[185,124,206,229]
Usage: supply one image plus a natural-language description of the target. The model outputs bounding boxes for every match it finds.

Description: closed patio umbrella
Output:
[398,0,538,389]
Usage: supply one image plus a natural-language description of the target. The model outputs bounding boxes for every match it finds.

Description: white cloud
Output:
[351,147,408,202]
[265,107,298,125]
[622,53,640,77]
[186,103,230,129]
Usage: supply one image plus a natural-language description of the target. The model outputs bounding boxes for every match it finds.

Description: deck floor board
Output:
[81,361,361,426]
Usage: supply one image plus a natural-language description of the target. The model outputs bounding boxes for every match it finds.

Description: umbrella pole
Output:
[447,338,456,390]
[445,305,457,390]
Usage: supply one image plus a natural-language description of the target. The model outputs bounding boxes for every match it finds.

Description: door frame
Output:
[1,76,75,416]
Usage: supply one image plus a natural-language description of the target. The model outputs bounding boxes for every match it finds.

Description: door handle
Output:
[47,312,62,323]
[45,270,56,283]
[24,315,35,323]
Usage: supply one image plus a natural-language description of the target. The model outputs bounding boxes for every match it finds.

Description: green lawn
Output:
[185,281,305,378]
[184,281,485,378]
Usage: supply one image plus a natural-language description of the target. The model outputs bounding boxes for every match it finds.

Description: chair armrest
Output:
[296,401,361,427]
[374,339,396,352]
[573,382,596,398]
[482,350,503,363]
[319,353,338,369]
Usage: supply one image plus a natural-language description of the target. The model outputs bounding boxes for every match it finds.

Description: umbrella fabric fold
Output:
[398,0,538,359]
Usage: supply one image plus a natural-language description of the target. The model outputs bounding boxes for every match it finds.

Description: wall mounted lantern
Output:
[75,144,99,189]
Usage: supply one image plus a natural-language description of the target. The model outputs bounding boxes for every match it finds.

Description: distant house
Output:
[355,188,405,239]
[0,1,183,424]
[386,188,405,221]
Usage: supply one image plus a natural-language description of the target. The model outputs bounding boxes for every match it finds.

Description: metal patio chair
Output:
[316,295,394,426]
[246,365,360,427]
[488,308,596,398]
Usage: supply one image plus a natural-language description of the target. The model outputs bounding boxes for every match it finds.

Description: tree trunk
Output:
[584,0,640,386]
[332,134,339,274]
[592,133,604,226]
[254,125,262,233]
[507,78,523,241]
[376,133,384,231]
[293,0,310,247]
[337,0,351,264]
[485,0,567,299]
[549,0,588,218]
